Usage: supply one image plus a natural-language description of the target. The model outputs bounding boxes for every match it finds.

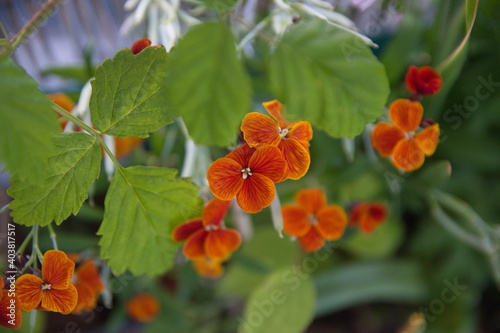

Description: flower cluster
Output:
[70,256,105,315]
[371,66,442,172]
[126,292,160,323]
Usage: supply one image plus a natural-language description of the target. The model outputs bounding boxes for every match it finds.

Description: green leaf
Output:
[90,47,178,138]
[269,18,390,138]
[167,22,252,146]
[314,260,427,316]
[8,132,101,226]
[201,0,238,12]
[0,58,59,179]
[97,166,202,276]
[240,268,316,333]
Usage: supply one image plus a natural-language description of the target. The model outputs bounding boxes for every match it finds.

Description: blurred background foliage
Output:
[1,0,500,332]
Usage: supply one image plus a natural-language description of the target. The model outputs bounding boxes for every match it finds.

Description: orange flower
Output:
[282,188,347,252]
[405,65,442,96]
[126,293,160,323]
[114,137,144,158]
[71,259,105,314]
[371,99,440,172]
[172,198,241,260]
[0,277,22,329]
[192,256,225,279]
[207,144,286,213]
[241,100,313,180]
[349,202,388,233]
[16,250,78,314]
[131,38,152,54]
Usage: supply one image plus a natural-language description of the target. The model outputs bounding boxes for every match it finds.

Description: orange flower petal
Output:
[389,99,423,132]
[359,203,388,234]
[131,38,152,54]
[316,205,347,240]
[282,205,311,237]
[392,139,425,172]
[42,250,75,290]
[262,100,288,127]
[115,137,144,159]
[288,121,313,147]
[298,228,325,252]
[172,219,203,241]
[49,93,75,112]
[41,284,78,314]
[126,293,160,323]
[192,257,224,279]
[405,65,442,95]
[241,112,281,147]
[249,145,286,183]
[278,138,310,180]
[202,198,231,227]
[183,229,208,259]
[76,260,104,294]
[72,282,97,314]
[236,173,276,213]
[225,143,254,167]
[207,157,244,201]
[349,203,367,226]
[295,188,327,215]
[415,124,440,156]
[205,229,241,258]
[16,274,43,312]
[0,290,22,328]
[371,122,404,157]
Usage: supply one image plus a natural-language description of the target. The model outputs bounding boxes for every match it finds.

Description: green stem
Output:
[16,228,34,255]
[0,203,9,213]
[7,0,65,55]
[47,223,58,250]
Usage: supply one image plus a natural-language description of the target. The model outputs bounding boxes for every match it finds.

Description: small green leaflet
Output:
[0,58,59,180]
[270,18,390,138]
[97,166,202,276]
[167,22,252,146]
[240,268,316,333]
[8,132,101,226]
[90,47,178,138]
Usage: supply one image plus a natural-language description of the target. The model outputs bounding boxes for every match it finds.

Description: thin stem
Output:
[175,117,198,178]
[7,0,65,55]
[46,223,58,250]
[0,203,9,213]
[16,228,34,255]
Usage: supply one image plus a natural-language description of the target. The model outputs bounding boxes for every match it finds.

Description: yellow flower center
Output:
[277,127,289,138]
[41,282,51,290]
[241,167,252,179]
[308,214,318,225]
[405,131,415,140]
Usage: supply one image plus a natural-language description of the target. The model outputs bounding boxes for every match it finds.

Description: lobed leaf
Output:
[8,132,101,226]
[167,22,252,146]
[270,18,390,138]
[97,166,202,276]
[90,47,177,138]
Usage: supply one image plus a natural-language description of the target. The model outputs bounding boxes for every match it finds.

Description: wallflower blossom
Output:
[71,259,105,315]
[172,198,241,260]
[371,99,440,172]
[282,188,347,252]
[16,250,78,314]
[241,100,313,180]
[126,293,160,323]
[207,144,286,213]
[192,256,225,279]
[349,202,388,233]
[0,277,22,329]
[405,65,442,96]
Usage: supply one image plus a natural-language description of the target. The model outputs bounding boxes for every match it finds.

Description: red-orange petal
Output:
[288,121,313,147]
[371,122,404,157]
[225,143,254,167]
[126,293,160,323]
[389,99,423,132]
[359,203,388,234]
[42,250,75,290]
[172,219,203,241]
[241,112,281,147]
[115,137,144,159]
[207,158,244,201]
[278,138,310,180]
[192,257,224,279]
[41,284,78,314]
[183,229,208,259]
[405,65,442,95]
[249,145,286,183]
[76,260,104,294]
[72,282,97,314]
[262,100,288,127]
[16,274,43,312]
[202,198,231,227]
[282,205,311,237]
[295,188,327,216]
[392,139,425,172]
[298,228,325,252]
[316,205,347,240]
[236,173,276,213]
[349,203,366,226]
[131,38,152,54]
[205,228,242,258]
[415,123,440,156]
[0,290,22,328]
